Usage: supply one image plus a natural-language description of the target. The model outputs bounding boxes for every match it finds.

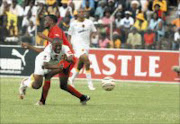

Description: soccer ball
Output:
[102,77,115,91]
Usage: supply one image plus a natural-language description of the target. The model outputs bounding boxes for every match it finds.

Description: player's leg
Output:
[69,58,84,87]
[19,53,46,99]
[19,74,43,99]
[81,54,95,90]
[60,76,90,105]
[37,69,60,105]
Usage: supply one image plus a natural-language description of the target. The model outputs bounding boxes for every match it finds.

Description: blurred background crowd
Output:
[0,0,179,50]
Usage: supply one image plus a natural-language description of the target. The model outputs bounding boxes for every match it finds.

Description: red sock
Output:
[67,85,83,98]
[40,80,51,104]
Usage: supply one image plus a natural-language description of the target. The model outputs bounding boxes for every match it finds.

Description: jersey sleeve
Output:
[68,22,74,36]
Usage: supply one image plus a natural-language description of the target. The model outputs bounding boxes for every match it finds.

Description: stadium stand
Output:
[0,0,179,50]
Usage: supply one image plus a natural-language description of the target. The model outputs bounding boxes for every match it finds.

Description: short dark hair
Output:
[46,15,58,23]
[53,37,63,44]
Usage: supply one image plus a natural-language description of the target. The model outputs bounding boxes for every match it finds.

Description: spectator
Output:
[59,0,72,18]
[126,27,142,49]
[10,0,24,16]
[99,32,112,48]
[140,0,148,12]
[144,28,156,49]
[21,11,33,34]
[58,16,70,36]
[133,13,148,32]
[81,0,95,10]
[165,24,175,50]
[114,0,126,10]
[113,32,121,48]
[176,1,180,16]
[153,3,165,21]
[173,28,180,50]
[107,0,115,14]
[120,11,134,29]
[0,17,9,42]
[145,0,154,21]
[0,1,8,16]
[47,2,59,15]
[152,0,167,12]
[95,0,106,18]
[115,5,124,18]
[115,12,122,28]
[21,20,35,45]
[8,20,18,36]
[46,0,56,5]
[129,0,140,19]
[27,20,35,44]
[149,12,165,42]
[101,8,114,26]
[171,16,180,29]
[82,0,94,16]
[24,0,37,18]
[69,1,75,12]
[156,37,171,50]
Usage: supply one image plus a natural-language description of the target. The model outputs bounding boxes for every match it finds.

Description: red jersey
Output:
[144,33,155,45]
[47,25,74,53]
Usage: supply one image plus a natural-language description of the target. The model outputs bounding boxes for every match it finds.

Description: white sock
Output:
[24,74,34,88]
[71,70,79,83]
[86,72,94,87]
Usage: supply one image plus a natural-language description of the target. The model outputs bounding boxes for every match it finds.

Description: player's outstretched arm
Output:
[37,32,53,43]
[21,42,44,53]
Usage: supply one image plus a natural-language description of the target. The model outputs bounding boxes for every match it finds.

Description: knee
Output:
[32,81,43,89]
[44,75,52,80]
[85,60,90,67]
[60,84,67,90]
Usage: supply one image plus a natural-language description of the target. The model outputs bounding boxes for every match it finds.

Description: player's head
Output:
[44,15,58,28]
[77,8,85,19]
[52,38,63,54]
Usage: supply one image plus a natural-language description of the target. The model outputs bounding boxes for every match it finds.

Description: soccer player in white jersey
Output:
[19,38,90,105]
[68,8,97,90]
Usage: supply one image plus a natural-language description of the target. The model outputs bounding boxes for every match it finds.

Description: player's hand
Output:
[59,64,64,70]
[21,42,30,49]
[66,55,73,63]
[61,54,67,60]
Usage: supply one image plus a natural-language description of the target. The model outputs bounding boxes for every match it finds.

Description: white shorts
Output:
[34,52,51,75]
[74,48,89,58]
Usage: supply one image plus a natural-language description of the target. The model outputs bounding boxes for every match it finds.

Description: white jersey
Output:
[34,44,73,75]
[44,44,73,61]
[68,19,97,52]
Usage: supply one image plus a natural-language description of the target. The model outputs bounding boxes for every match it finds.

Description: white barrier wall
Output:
[0,45,179,83]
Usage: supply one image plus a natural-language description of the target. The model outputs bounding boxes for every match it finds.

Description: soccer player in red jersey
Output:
[37,15,76,105]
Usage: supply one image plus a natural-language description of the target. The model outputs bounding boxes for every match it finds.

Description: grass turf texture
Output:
[0,77,180,124]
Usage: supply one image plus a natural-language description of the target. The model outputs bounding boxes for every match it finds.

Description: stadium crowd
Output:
[0,0,179,50]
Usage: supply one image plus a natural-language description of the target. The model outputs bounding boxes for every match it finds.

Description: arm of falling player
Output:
[37,32,53,43]
[21,42,44,53]
[43,62,64,71]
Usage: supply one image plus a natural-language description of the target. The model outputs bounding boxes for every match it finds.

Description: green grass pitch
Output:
[0,77,180,124]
